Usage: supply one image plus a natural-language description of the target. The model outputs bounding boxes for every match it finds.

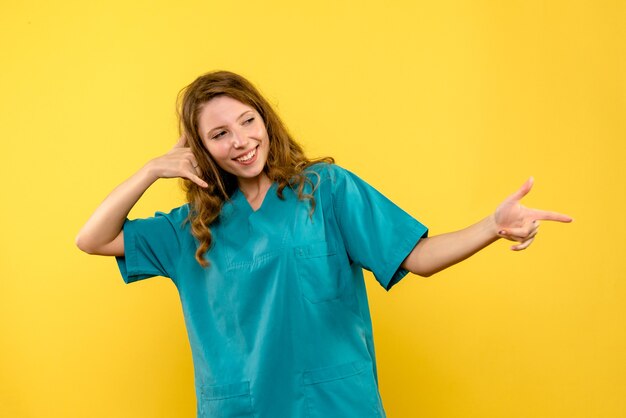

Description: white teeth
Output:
[236,148,256,162]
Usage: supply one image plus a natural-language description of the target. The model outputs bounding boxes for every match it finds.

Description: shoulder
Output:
[123,204,191,247]
[304,163,374,193]
[301,163,377,211]
[153,204,191,228]
[303,162,354,186]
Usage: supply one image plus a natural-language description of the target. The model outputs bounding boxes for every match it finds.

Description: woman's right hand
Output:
[76,135,208,256]
[146,135,209,188]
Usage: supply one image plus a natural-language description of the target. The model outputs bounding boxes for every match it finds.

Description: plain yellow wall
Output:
[1,1,624,417]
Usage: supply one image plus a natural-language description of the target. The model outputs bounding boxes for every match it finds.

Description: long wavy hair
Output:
[178,70,333,267]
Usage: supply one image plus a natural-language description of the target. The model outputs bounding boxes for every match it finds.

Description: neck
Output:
[237,173,272,206]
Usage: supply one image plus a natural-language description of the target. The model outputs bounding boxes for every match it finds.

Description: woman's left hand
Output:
[494,177,573,251]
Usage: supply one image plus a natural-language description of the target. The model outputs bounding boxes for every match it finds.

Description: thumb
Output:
[174,134,188,148]
[506,176,534,203]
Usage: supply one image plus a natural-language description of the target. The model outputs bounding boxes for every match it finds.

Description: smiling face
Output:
[197,95,270,184]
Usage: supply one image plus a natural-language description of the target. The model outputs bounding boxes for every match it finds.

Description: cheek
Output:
[250,121,268,138]
[203,141,229,159]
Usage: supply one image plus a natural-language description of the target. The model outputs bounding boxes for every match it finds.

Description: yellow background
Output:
[1,1,624,417]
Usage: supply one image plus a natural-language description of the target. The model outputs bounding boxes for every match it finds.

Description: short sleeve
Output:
[327,166,428,290]
[115,206,188,284]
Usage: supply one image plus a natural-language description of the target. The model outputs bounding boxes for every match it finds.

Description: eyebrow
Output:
[207,110,253,136]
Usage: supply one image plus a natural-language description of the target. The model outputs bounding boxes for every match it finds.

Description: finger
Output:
[182,158,203,180]
[518,226,540,242]
[499,231,538,243]
[174,135,188,148]
[499,229,538,243]
[511,237,534,251]
[187,155,199,169]
[186,157,202,176]
[505,177,534,203]
[498,221,540,241]
[528,208,573,223]
[186,173,208,188]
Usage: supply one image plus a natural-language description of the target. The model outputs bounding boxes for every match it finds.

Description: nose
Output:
[231,128,249,149]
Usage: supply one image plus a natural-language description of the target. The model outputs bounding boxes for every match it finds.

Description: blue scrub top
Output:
[116,163,428,418]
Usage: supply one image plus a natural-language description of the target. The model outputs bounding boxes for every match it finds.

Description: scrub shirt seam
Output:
[328,166,346,252]
[122,220,140,283]
[122,217,181,283]
[379,223,428,290]
[160,211,183,283]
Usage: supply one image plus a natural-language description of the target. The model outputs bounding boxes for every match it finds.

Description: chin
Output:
[232,164,266,179]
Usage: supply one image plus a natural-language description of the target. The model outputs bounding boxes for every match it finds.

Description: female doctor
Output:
[76,70,572,418]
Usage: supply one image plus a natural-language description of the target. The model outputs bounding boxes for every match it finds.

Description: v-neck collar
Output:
[232,182,276,214]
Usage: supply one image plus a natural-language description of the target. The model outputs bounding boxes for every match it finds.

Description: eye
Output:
[243,117,255,125]
[212,130,227,140]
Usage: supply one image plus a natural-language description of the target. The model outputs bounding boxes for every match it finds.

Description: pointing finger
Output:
[529,208,573,223]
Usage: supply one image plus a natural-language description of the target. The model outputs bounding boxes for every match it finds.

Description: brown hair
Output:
[177,70,333,267]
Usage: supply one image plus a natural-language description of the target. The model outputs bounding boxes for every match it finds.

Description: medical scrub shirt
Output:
[116,163,428,418]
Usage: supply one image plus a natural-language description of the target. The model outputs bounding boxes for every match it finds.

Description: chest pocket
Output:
[199,381,254,418]
[295,241,348,304]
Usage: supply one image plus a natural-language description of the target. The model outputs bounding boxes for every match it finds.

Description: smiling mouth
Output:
[234,146,258,163]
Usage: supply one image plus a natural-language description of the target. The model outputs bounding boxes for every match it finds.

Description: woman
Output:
[76,70,572,418]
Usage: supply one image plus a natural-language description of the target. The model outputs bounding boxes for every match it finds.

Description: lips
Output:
[233,146,258,164]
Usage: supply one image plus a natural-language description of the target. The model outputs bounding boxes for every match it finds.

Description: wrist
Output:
[138,160,160,185]
[485,213,500,240]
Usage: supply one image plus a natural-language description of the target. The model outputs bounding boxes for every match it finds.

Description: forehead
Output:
[198,96,255,130]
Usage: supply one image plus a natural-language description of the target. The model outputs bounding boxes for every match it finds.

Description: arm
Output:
[75,136,207,256]
[401,177,573,277]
